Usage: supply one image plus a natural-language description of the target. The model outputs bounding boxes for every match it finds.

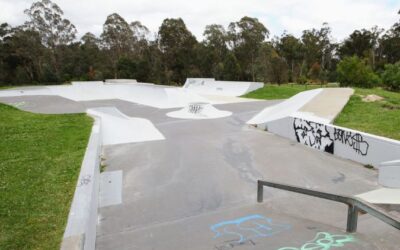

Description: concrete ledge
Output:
[61,118,102,250]
[266,115,400,168]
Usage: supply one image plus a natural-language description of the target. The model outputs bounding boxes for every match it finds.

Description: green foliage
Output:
[1,0,400,87]
[334,88,400,140]
[296,75,308,84]
[381,62,400,91]
[243,84,321,99]
[158,18,197,84]
[0,104,92,249]
[336,56,380,88]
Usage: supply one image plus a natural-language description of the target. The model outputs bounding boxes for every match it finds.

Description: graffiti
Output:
[78,175,91,187]
[188,103,204,114]
[293,118,334,154]
[278,232,355,250]
[210,214,291,245]
[333,128,369,156]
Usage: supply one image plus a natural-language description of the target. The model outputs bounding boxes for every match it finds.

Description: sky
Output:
[0,0,399,42]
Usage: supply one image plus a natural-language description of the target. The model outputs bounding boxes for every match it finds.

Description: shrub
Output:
[296,75,308,85]
[381,62,400,91]
[336,56,380,88]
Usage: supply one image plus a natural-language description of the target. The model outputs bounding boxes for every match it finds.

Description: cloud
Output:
[0,0,398,42]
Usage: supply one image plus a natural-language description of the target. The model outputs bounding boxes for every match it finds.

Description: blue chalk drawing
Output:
[278,232,356,250]
[210,214,291,244]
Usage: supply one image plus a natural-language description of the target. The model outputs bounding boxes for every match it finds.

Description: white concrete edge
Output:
[61,117,102,250]
[266,114,400,168]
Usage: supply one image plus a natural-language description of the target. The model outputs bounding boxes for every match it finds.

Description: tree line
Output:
[1,0,400,91]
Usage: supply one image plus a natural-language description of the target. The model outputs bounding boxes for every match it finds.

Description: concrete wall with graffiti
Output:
[266,116,400,168]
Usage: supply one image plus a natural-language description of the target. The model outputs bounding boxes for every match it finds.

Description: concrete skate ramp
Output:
[0,82,209,109]
[247,89,323,128]
[105,79,138,84]
[87,107,165,145]
[184,78,263,97]
[247,88,354,128]
[166,102,232,119]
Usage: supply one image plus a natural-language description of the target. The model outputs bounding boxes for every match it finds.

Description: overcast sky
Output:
[1,0,399,42]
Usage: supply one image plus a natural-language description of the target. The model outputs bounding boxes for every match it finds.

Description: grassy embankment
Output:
[0,104,92,249]
[244,84,400,141]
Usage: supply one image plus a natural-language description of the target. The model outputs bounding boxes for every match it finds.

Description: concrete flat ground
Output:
[0,96,398,249]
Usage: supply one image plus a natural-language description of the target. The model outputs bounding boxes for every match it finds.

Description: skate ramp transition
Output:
[87,107,165,146]
[247,88,354,128]
[0,81,210,109]
[183,78,264,97]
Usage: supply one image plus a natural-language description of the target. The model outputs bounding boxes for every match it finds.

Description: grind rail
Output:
[257,180,400,233]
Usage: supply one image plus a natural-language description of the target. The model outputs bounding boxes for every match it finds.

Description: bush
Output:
[296,75,308,84]
[381,62,400,91]
[336,56,380,88]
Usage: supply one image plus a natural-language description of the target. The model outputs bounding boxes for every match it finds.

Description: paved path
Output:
[299,88,354,122]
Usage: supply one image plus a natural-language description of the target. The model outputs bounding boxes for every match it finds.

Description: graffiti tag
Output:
[188,103,204,114]
[78,174,91,187]
[333,128,369,156]
[293,118,334,154]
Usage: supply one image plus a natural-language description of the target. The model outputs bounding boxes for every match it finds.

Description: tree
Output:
[24,0,77,48]
[81,32,100,48]
[228,17,269,81]
[203,24,228,79]
[158,18,197,84]
[275,33,304,82]
[1,28,46,83]
[380,12,400,65]
[381,63,400,91]
[101,13,134,78]
[336,56,380,88]
[339,27,383,69]
[222,52,241,80]
[302,24,335,71]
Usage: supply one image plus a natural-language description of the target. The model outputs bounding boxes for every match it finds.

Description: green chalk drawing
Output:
[11,101,27,108]
[278,232,355,250]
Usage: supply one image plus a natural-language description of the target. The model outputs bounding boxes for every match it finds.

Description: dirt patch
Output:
[362,94,384,102]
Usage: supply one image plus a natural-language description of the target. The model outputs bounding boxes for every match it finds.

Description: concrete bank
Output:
[61,118,102,250]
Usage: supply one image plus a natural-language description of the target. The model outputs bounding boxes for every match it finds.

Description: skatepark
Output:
[0,79,399,250]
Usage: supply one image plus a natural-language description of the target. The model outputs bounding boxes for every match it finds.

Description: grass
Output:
[244,84,400,141]
[243,84,322,99]
[0,104,93,249]
[334,88,400,141]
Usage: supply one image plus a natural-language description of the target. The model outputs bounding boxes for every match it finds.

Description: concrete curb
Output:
[61,118,102,250]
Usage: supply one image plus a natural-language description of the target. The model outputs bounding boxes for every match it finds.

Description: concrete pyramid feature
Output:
[166,102,232,119]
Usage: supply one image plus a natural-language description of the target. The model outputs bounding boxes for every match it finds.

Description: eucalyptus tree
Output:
[81,32,100,48]
[23,0,77,80]
[24,0,76,48]
[1,28,45,83]
[380,11,400,64]
[202,24,228,78]
[130,21,150,58]
[301,23,335,81]
[275,33,304,82]
[339,27,383,69]
[158,18,197,84]
[228,16,269,81]
[101,13,134,78]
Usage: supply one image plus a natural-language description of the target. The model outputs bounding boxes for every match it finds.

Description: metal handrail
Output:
[257,180,400,233]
